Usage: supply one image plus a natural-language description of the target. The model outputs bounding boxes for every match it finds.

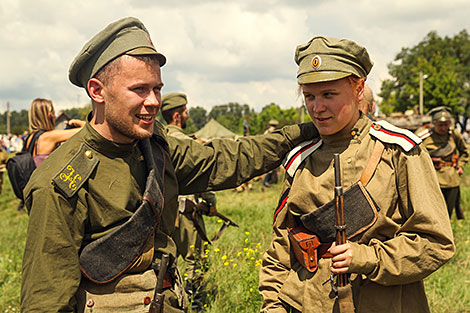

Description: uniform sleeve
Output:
[259,181,291,313]
[349,145,455,285]
[169,123,317,195]
[21,186,86,312]
[454,131,470,169]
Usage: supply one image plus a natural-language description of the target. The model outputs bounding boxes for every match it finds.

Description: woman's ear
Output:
[88,78,105,104]
[356,80,366,103]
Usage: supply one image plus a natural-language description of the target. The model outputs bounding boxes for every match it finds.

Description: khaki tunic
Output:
[259,115,455,313]
[420,128,469,188]
[21,120,313,313]
[166,124,216,280]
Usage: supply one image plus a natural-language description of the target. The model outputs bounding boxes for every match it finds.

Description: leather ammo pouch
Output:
[288,226,320,273]
[300,181,380,243]
[79,139,165,284]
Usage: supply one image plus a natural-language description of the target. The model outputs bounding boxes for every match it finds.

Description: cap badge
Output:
[311,55,322,70]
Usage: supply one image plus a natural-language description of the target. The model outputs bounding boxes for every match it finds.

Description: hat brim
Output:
[298,71,351,84]
[127,47,167,66]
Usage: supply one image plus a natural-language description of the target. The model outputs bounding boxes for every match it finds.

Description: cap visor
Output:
[297,71,351,84]
[126,47,166,66]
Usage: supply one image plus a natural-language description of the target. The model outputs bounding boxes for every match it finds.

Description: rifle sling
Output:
[79,138,166,284]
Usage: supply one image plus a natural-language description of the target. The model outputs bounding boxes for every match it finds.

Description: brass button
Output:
[346,158,352,164]
[84,150,93,159]
[353,135,359,140]
[351,130,357,136]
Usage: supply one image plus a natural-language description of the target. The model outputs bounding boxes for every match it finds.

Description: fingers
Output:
[328,242,353,274]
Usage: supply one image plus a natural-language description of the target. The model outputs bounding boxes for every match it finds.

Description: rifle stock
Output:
[149,254,170,313]
[333,153,355,312]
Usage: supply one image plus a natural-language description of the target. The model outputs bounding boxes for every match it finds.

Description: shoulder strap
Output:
[359,140,384,186]
[369,120,421,152]
[24,130,46,153]
[284,138,323,177]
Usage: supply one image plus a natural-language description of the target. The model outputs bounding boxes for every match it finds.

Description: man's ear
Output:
[172,111,180,124]
[88,78,105,104]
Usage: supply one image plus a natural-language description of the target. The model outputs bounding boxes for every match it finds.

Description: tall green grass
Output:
[1,172,469,312]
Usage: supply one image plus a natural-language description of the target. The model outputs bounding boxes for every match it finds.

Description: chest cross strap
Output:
[359,139,384,186]
[79,138,166,284]
[300,139,384,243]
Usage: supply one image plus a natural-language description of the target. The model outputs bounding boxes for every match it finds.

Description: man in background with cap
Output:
[417,106,469,219]
[21,17,318,313]
[162,92,216,312]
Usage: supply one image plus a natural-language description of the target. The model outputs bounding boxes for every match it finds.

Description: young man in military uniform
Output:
[21,17,318,313]
[416,106,469,218]
[162,92,216,312]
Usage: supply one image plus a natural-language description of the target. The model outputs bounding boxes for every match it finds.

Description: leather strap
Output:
[359,140,384,187]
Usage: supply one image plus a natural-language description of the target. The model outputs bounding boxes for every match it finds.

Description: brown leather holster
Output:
[288,226,332,273]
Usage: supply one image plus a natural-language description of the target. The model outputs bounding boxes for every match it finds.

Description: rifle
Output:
[333,153,355,313]
[184,199,239,243]
[149,253,170,313]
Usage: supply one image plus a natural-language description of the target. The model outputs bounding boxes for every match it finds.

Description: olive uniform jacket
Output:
[21,120,314,312]
[259,114,455,313]
[418,127,470,188]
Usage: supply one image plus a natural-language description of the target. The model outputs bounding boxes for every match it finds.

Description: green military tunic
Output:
[418,128,469,188]
[259,114,455,313]
[166,124,216,281]
[22,119,314,313]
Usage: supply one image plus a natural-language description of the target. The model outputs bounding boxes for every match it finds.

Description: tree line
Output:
[0,102,306,136]
[380,29,470,129]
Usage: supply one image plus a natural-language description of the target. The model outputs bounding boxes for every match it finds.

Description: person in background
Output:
[259,36,454,313]
[15,98,85,211]
[162,92,217,312]
[0,144,8,194]
[358,85,375,115]
[243,116,250,136]
[416,106,469,219]
[27,98,85,167]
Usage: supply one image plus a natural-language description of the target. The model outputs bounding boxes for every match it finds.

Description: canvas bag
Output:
[7,130,45,200]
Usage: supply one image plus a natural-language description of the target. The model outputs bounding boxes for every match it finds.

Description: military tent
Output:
[194,119,238,141]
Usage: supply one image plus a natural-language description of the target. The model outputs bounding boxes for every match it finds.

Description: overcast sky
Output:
[1,0,469,114]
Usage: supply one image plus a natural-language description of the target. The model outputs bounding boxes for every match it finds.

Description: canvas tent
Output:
[194,119,238,141]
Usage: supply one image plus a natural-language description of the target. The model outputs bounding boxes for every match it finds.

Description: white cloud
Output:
[0,0,468,115]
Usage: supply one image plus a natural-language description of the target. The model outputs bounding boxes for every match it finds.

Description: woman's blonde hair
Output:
[29,98,55,133]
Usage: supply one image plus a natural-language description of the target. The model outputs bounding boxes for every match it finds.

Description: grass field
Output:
[1,171,469,312]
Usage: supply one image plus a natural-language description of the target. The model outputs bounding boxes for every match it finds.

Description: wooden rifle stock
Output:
[333,153,355,312]
[334,153,348,287]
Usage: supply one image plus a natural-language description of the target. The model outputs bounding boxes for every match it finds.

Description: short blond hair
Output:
[29,98,55,132]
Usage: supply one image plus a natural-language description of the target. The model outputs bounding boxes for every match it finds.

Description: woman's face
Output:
[302,77,363,136]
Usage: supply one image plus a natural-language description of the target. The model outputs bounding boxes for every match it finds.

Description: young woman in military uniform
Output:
[259,36,455,313]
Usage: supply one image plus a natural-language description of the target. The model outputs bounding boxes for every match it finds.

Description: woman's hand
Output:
[328,242,353,274]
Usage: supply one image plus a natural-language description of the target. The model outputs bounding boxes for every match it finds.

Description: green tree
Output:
[379,30,470,128]
[208,103,255,134]
[188,106,208,130]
